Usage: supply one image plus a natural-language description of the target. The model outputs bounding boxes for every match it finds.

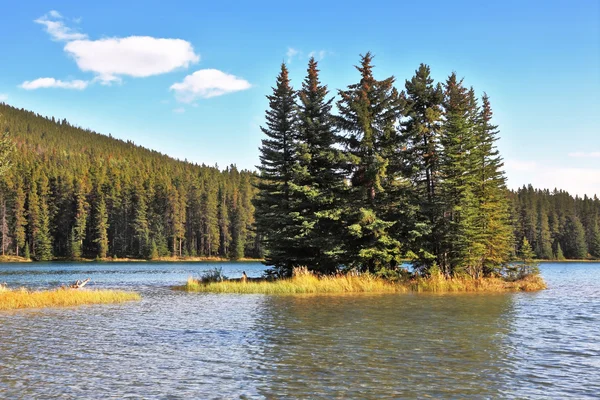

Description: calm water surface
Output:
[0,262,599,399]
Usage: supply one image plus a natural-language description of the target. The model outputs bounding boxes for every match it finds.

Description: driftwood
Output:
[241,271,248,283]
[70,278,91,289]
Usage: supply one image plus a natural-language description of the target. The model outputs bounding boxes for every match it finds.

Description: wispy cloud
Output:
[0,94,7,102]
[170,69,251,103]
[568,151,600,158]
[34,11,87,41]
[173,107,185,114]
[286,47,300,63]
[20,78,89,90]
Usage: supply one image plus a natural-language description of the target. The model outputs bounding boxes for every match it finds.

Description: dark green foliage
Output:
[400,64,444,271]
[0,103,258,261]
[335,53,402,272]
[291,57,346,273]
[510,188,600,260]
[253,63,299,275]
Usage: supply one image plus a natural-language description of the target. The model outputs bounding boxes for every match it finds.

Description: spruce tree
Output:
[132,184,150,258]
[562,214,588,259]
[254,63,298,276]
[94,193,109,259]
[588,218,600,259]
[13,183,26,257]
[336,52,401,272]
[400,64,444,272]
[472,94,514,275]
[291,57,346,273]
[439,73,479,275]
[35,176,53,261]
[70,178,88,258]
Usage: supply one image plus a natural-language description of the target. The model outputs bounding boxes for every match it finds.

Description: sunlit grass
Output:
[178,268,546,295]
[0,286,141,310]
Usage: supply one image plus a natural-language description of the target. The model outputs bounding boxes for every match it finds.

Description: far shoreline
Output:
[0,255,264,264]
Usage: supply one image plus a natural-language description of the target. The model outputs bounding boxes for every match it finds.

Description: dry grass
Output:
[179,268,546,295]
[0,286,141,311]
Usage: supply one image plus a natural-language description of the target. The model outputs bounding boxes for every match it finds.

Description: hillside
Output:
[0,102,260,260]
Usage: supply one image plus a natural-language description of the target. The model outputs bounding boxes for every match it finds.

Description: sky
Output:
[0,0,598,196]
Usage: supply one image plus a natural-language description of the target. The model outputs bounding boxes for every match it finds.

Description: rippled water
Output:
[1,262,599,399]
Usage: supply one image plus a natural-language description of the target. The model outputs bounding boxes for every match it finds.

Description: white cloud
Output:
[308,50,328,61]
[505,159,600,197]
[20,78,89,90]
[34,12,87,41]
[65,36,200,84]
[0,94,7,102]
[286,47,300,63]
[173,107,185,114]
[568,151,600,158]
[170,69,251,102]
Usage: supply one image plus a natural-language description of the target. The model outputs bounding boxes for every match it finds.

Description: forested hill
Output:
[510,186,600,260]
[0,102,260,261]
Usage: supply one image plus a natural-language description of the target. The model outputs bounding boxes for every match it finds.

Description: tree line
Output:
[510,186,600,260]
[0,103,260,261]
[254,54,596,278]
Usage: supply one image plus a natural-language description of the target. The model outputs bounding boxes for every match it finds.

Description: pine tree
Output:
[13,183,26,256]
[472,94,514,275]
[555,242,565,260]
[70,178,88,258]
[32,175,53,261]
[438,73,479,275]
[291,57,346,273]
[200,182,218,257]
[336,52,402,272]
[131,184,150,258]
[535,200,553,259]
[94,193,109,259]
[254,63,298,275]
[588,218,600,259]
[562,214,588,259]
[217,183,231,257]
[400,64,444,272]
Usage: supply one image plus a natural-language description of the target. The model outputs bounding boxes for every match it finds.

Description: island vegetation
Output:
[0,284,140,311]
[187,54,556,294]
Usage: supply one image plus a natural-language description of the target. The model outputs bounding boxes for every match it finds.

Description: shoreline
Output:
[178,273,547,295]
[0,256,264,263]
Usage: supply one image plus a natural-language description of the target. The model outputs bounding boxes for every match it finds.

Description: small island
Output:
[0,283,140,311]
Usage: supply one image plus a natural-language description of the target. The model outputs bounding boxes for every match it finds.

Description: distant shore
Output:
[0,255,264,263]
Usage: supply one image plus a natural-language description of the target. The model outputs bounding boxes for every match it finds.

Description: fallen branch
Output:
[70,278,91,289]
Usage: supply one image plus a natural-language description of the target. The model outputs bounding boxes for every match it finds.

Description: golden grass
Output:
[0,287,141,311]
[178,269,546,295]
[0,255,31,263]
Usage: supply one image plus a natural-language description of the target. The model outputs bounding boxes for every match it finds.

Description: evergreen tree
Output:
[132,184,150,258]
[535,200,553,259]
[200,182,218,256]
[562,214,588,259]
[13,183,26,257]
[400,64,444,272]
[472,93,513,275]
[32,175,53,261]
[438,73,479,275]
[291,57,346,273]
[70,178,88,258]
[254,63,298,275]
[94,192,109,258]
[588,218,600,259]
[335,52,402,272]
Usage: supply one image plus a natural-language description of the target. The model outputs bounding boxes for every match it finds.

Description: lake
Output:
[0,262,598,399]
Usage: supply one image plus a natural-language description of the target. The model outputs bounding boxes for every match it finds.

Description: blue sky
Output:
[0,0,598,195]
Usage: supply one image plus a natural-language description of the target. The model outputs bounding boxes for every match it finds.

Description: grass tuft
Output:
[178,268,546,295]
[0,286,141,310]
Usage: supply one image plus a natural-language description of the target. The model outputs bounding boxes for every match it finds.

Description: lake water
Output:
[0,262,598,399]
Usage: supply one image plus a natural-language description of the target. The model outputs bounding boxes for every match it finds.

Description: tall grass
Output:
[179,267,546,295]
[0,287,141,311]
